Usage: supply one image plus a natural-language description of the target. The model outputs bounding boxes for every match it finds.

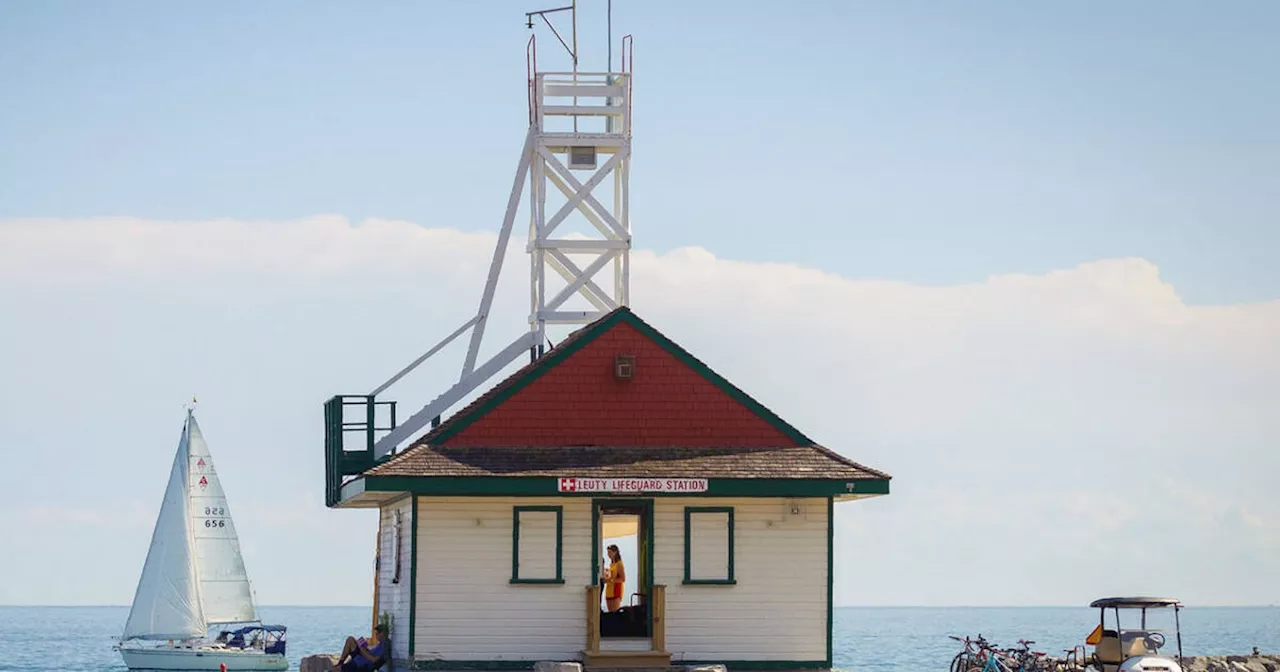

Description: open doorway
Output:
[594,500,652,641]
[600,513,639,611]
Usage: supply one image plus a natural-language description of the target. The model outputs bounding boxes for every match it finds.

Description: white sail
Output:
[186,414,257,625]
[122,416,207,640]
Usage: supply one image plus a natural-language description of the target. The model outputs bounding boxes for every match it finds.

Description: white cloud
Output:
[0,215,1276,607]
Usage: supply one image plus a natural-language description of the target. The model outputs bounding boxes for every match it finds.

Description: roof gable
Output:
[415,307,813,448]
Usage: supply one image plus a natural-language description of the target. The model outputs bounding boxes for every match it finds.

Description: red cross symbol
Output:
[559,478,577,492]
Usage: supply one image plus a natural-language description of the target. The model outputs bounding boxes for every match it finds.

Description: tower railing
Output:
[532,73,630,136]
[324,395,397,506]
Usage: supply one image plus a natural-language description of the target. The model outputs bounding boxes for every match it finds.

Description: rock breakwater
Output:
[1180,654,1280,672]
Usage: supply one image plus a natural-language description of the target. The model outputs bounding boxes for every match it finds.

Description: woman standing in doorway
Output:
[604,544,625,612]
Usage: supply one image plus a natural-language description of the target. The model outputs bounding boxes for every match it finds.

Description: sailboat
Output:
[117,407,288,671]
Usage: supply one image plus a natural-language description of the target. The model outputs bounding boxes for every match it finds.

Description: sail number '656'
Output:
[204,506,226,528]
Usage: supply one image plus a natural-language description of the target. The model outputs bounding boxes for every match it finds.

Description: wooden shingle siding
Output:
[434,318,804,448]
[378,498,413,661]
[658,498,828,661]
[414,497,591,661]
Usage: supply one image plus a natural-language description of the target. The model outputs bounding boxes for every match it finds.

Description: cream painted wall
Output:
[407,495,830,664]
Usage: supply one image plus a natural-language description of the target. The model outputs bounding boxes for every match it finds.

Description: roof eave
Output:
[353,474,890,499]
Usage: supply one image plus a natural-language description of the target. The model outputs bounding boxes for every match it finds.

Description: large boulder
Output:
[300,654,339,672]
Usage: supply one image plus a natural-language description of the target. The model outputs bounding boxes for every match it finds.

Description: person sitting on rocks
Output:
[333,624,389,672]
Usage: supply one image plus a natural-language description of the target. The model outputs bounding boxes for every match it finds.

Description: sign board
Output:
[558,477,708,494]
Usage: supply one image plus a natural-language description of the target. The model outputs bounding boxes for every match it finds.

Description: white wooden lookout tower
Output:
[522,18,634,347]
[336,3,636,467]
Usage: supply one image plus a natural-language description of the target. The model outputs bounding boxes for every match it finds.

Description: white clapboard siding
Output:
[378,497,413,661]
[515,509,559,581]
[658,498,828,662]
[687,510,731,582]
[414,497,592,661]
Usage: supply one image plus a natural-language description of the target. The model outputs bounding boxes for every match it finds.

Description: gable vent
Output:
[614,354,636,380]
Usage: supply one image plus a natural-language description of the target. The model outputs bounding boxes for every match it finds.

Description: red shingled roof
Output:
[362,307,889,483]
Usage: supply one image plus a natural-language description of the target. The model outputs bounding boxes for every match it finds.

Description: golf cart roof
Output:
[1090,597,1181,609]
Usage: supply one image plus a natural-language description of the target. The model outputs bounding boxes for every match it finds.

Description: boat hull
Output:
[120,646,288,671]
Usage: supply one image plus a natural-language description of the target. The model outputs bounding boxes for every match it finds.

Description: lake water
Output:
[2,605,1276,671]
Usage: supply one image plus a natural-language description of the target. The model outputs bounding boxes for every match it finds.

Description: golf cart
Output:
[1086,597,1184,672]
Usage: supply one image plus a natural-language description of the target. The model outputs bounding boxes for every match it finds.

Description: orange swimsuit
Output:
[607,560,624,600]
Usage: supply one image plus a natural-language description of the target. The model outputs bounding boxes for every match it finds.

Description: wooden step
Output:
[583,665,680,670]
[581,649,673,670]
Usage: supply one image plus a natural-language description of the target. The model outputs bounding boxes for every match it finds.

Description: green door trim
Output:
[591,498,655,638]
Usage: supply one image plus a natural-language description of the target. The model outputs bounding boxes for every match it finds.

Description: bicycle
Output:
[967,639,1052,672]
[1004,639,1051,671]
[949,635,991,672]
[950,635,1015,672]
[966,640,1014,672]
[1049,646,1087,672]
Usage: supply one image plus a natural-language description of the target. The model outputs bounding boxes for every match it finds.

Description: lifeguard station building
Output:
[323,13,890,672]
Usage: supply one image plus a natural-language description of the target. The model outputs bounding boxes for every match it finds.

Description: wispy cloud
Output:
[1,215,1276,606]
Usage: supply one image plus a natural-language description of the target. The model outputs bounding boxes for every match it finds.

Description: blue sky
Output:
[2,1,1276,303]
[1,2,1278,608]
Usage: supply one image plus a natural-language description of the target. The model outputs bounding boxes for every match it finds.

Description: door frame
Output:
[591,497,655,637]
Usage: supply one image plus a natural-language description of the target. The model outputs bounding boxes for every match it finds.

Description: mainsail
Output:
[122,409,257,641]
[122,415,207,640]
[187,415,257,625]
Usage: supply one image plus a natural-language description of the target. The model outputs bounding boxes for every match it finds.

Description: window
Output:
[684,506,735,584]
[391,508,403,584]
[511,506,564,584]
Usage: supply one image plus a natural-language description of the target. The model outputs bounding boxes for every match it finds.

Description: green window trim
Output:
[683,506,736,585]
[510,505,565,584]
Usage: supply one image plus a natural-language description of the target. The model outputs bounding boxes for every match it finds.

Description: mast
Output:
[185,410,208,627]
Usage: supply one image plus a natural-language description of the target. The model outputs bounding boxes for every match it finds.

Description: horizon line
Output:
[2,603,1276,609]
